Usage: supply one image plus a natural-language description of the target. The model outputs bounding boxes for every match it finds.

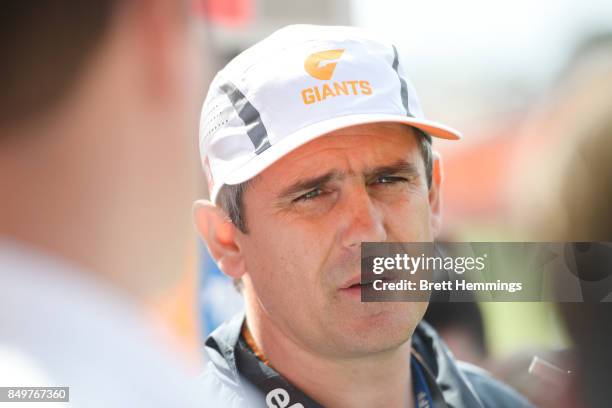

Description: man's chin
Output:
[325,303,423,356]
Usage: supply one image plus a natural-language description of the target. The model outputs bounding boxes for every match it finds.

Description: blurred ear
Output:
[193,200,246,280]
[429,152,443,237]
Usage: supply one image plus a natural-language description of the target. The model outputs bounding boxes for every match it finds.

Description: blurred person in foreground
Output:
[194,25,532,408]
[555,61,612,408]
[558,144,612,408]
[0,1,216,406]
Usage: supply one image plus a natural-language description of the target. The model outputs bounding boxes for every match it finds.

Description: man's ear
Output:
[193,200,246,280]
[429,152,443,237]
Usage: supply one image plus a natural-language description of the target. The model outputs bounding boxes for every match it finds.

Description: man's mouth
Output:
[341,275,368,290]
[340,275,393,293]
[346,282,366,291]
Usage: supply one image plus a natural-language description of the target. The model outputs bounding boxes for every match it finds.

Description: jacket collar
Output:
[206,311,485,408]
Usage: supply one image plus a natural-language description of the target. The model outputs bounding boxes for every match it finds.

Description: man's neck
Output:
[244,310,414,408]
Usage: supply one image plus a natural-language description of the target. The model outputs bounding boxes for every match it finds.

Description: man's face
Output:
[237,123,437,357]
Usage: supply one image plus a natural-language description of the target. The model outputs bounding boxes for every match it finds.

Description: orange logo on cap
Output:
[301,48,373,105]
[304,49,345,80]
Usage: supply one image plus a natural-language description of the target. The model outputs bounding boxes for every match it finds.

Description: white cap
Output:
[199,24,462,203]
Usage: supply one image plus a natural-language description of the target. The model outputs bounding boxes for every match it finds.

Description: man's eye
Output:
[294,188,323,202]
[374,175,407,185]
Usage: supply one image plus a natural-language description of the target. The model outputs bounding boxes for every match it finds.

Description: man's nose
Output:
[338,184,387,248]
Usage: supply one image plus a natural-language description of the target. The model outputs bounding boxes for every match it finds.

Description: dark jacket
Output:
[200,312,533,408]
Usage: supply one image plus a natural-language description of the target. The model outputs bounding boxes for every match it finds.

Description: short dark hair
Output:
[0,1,120,129]
[217,128,433,233]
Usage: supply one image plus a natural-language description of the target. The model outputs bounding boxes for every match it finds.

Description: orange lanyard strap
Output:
[241,322,271,367]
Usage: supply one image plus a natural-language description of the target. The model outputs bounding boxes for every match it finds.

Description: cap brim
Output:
[222,113,462,187]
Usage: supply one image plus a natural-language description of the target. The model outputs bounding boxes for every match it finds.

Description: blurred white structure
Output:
[351,0,612,133]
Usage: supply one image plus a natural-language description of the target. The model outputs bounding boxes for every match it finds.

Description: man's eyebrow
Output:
[364,160,420,179]
[276,160,419,199]
[278,171,343,198]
